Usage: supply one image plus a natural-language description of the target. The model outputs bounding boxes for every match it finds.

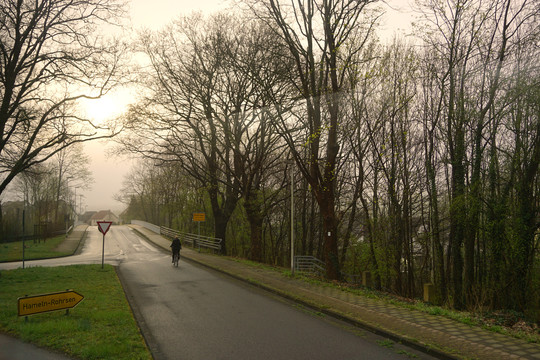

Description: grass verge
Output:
[0,235,71,262]
[223,255,540,343]
[298,274,540,343]
[0,264,151,360]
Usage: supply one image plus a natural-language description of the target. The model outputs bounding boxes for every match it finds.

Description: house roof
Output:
[90,210,119,221]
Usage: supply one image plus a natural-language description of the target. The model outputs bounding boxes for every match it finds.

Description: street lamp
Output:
[73,186,80,222]
[290,159,295,276]
[79,194,84,215]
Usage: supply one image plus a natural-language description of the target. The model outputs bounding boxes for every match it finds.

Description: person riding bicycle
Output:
[170,237,181,263]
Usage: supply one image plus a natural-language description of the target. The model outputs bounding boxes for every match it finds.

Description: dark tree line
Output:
[117,0,539,315]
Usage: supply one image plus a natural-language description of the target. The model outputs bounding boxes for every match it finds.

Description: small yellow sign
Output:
[18,291,84,316]
[192,213,205,222]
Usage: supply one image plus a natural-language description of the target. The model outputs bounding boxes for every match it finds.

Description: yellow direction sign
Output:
[192,213,205,222]
[18,290,84,316]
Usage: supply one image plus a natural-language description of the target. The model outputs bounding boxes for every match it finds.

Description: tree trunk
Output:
[513,114,540,310]
[214,213,228,255]
[0,202,3,242]
[450,153,466,309]
[320,192,340,280]
[248,219,263,262]
[340,176,362,266]
[427,157,447,303]
[244,188,264,262]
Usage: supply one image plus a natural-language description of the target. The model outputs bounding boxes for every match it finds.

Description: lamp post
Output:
[290,160,295,276]
[73,186,80,223]
[22,209,25,269]
[65,181,70,237]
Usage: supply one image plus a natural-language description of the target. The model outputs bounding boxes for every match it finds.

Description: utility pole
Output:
[22,209,25,269]
[290,161,295,276]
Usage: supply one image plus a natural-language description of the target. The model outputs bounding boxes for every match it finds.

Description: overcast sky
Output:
[79,0,415,214]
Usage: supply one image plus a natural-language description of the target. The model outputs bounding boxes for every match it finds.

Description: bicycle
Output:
[172,251,179,267]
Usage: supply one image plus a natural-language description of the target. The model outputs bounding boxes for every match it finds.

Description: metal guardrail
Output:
[131,220,161,234]
[160,226,180,239]
[132,220,363,282]
[294,256,325,277]
[160,226,222,252]
[294,255,362,284]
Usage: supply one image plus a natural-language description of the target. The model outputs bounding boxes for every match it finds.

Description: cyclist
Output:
[170,237,181,264]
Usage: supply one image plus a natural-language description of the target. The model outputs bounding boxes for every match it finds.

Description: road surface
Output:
[2,226,434,359]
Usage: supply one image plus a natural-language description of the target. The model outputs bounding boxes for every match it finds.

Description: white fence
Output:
[294,256,362,284]
[130,220,222,252]
[131,220,161,234]
[294,256,325,276]
[160,226,222,252]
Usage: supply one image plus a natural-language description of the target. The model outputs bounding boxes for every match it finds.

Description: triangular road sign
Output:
[97,221,112,235]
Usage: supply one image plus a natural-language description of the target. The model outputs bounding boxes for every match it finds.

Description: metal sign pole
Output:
[198,221,201,252]
[22,209,25,269]
[291,164,295,275]
[97,221,112,269]
[101,233,105,269]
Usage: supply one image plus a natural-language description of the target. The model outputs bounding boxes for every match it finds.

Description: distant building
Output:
[89,210,120,226]
[80,211,97,225]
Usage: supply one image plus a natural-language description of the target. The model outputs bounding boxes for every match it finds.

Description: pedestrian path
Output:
[130,224,540,360]
[0,333,72,360]
[53,224,88,254]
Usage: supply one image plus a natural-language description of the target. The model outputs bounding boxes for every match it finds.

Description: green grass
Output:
[0,265,151,360]
[391,299,539,343]
[377,339,394,348]
[283,273,540,343]
[396,349,419,358]
[224,256,540,344]
[231,257,290,274]
[0,235,71,262]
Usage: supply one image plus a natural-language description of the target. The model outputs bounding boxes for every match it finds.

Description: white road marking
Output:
[140,240,158,252]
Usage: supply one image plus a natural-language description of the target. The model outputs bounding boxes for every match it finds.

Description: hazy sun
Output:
[80,91,132,125]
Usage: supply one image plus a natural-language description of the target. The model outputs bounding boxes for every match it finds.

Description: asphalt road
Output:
[114,226,433,360]
[2,226,434,359]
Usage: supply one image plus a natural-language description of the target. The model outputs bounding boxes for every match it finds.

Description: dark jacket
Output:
[171,238,181,252]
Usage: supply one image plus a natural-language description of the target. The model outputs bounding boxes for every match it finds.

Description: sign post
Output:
[290,162,295,276]
[97,221,112,269]
[18,290,84,317]
[22,209,25,269]
[192,213,205,252]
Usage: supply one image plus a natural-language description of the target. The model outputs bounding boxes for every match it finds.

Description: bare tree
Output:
[418,47,449,303]
[51,144,93,223]
[247,0,380,279]
[0,0,126,199]
[121,14,287,254]
[214,20,292,261]
[498,35,540,311]
[417,0,539,309]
